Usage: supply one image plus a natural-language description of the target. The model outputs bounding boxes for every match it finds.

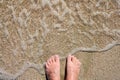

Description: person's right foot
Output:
[65,55,81,80]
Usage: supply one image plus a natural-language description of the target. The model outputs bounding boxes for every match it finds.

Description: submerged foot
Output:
[45,55,60,80]
[65,55,81,80]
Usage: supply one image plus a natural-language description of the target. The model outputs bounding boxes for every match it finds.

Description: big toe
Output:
[67,55,72,62]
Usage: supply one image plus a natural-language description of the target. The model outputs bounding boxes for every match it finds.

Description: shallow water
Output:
[0,0,120,80]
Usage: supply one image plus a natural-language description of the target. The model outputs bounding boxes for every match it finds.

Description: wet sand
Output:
[0,0,120,80]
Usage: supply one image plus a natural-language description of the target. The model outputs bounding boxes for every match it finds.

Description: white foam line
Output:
[0,62,44,79]
[0,61,45,80]
[41,0,51,7]
[0,41,120,79]
[21,40,27,51]
[116,0,120,8]
[13,62,44,79]
[89,29,120,38]
[48,0,73,21]
[40,16,49,38]
[92,9,120,18]
[69,41,120,55]
[4,26,9,38]
[96,0,102,7]
[81,32,93,40]
[17,28,22,37]
[0,0,3,3]
[99,41,120,52]
[18,8,30,27]
[7,5,17,22]
[0,68,15,80]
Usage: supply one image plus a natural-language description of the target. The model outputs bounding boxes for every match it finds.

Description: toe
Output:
[71,56,79,64]
[51,55,55,63]
[76,60,80,65]
[71,55,76,62]
[75,58,81,66]
[55,55,59,62]
[46,59,50,65]
[78,61,81,66]
[48,56,53,64]
[45,62,49,68]
[67,55,72,62]
[47,60,51,66]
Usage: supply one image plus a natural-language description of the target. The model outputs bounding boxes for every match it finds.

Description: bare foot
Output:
[45,55,60,80]
[65,55,81,80]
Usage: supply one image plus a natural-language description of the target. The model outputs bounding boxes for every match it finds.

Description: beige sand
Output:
[0,0,120,80]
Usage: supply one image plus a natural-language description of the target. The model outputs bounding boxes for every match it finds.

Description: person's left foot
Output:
[45,55,60,80]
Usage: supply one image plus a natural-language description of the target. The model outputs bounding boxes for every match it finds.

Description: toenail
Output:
[55,55,58,57]
[68,54,70,56]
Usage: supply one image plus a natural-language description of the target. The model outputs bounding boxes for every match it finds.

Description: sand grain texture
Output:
[0,0,120,80]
